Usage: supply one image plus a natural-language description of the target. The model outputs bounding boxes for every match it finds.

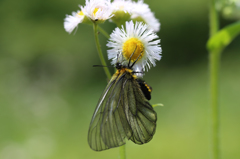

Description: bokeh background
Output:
[0,0,240,159]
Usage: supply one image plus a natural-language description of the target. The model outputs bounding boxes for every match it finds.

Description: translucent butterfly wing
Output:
[100,74,132,149]
[88,72,157,151]
[88,75,118,151]
[88,73,130,151]
[125,78,157,144]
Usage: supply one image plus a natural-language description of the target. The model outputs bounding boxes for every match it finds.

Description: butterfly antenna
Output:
[93,65,114,67]
[130,49,144,68]
[117,52,119,62]
[116,51,122,63]
[128,45,138,67]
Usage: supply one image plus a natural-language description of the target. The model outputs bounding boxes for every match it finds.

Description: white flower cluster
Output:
[64,0,160,33]
[64,0,162,72]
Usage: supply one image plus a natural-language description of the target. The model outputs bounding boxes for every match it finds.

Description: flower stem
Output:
[209,0,219,37]
[119,144,126,159]
[93,23,111,80]
[209,50,221,159]
[209,0,220,159]
[98,26,110,39]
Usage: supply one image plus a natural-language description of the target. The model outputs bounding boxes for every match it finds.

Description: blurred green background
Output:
[0,0,240,159]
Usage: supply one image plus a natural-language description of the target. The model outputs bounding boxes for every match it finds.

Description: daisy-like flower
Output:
[83,0,113,22]
[64,0,113,33]
[111,0,133,13]
[111,0,133,26]
[107,21,162,72]
[131,0,160,32]
[64,8,88,34]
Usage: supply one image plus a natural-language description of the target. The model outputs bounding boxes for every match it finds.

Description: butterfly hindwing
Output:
[125,76,157,144]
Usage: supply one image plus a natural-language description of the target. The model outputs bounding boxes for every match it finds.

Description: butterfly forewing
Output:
[88,73,130,151]
[88,76,117,151]
[101,73,131,149]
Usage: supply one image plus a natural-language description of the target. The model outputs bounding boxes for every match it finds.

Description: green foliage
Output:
[207,21,240,52]
[152,103,164,108]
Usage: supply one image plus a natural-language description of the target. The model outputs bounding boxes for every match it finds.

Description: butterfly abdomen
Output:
[136,79,152,100]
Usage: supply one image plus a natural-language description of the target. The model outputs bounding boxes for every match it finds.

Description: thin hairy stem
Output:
[209,50,221,159]
[93,23,111,80]
[209,0,220,158]
[98,26,110,39]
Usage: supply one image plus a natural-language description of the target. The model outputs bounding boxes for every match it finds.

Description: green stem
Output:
[98,26,110,39]
[93,23,111,80]
[209,50,221,159]
[209,0,219,37]
[119,144,126,159]
[209,0,220,159]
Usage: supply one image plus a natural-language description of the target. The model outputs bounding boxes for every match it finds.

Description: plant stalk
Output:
[119,144,126,159]
[209,0,219,37]
[209,50,221,159]
[93,23,111,80]
[98,26,110,39]
[209,0,220,158]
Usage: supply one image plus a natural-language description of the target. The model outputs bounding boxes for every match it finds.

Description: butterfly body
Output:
[88,62,157,151]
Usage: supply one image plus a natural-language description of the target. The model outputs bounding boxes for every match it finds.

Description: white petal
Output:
[131,0,160,32]
[83,0,113,21]
[64,11,84,33]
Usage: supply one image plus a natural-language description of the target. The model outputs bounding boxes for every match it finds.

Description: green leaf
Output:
[152,103,164,108]
[207,21,240,52]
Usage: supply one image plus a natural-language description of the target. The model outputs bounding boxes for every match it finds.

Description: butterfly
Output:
[88,50,157,151]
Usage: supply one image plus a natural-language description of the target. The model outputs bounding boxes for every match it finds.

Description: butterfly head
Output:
[115,62,123,70]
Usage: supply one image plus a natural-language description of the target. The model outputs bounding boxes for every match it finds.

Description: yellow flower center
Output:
[122,38,144,62]
[93,8,99,16]
[76,11,84,18]
[77,11,84,16]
